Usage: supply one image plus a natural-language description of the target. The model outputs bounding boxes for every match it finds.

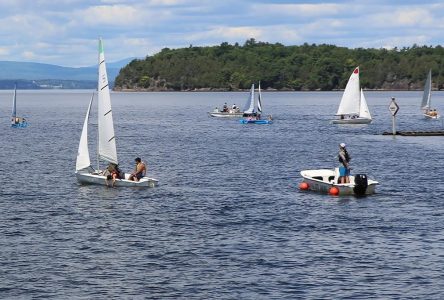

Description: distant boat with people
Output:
[75,38,158,188]
[331,67,372,124]
[421,69,440,119]
[240,82,272,124]
[11,85,28,128]
[208,102,243,117]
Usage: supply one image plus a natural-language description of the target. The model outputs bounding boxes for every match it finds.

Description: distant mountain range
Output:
[0,58,135,89]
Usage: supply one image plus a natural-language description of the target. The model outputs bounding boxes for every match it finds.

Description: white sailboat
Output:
[75,38,158,187]
[11,85,28,128]
[332,67,372,124]
[240,82,272,124]
[421,69,439,119]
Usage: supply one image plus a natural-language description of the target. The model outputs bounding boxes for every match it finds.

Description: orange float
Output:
[329,186,339,196]
[299,182,309,190]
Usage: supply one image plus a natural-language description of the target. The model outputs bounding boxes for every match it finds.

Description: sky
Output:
[0,0,443,67]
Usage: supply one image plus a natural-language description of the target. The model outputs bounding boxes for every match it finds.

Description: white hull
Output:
[332,117,372,124]
[208,111,243,118]
[76,171,158,188]
[423,113,440,119]
[300,169,378,196]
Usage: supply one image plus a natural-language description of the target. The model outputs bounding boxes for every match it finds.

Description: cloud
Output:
[80,5,145,26]
[0,1,442,66]
[370,8,434,27]
[253,3,342,18]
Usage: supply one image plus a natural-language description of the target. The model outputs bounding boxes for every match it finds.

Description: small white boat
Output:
[332,67,372,124]
[421,69,440,119]
[300,168,378,196]
[75,39,158,188]
[208,108,243,118]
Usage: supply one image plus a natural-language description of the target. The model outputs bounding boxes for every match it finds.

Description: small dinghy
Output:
[299,168,378,196]
[421,69,440,119]
[11,85,28,128]
[331,67,372,124]
[75,39,158,188]
[240,82,272,124]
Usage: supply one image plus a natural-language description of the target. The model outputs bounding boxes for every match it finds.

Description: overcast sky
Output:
[0,0,442,67]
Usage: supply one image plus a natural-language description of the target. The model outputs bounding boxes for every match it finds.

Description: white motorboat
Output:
[332,67,372,124]
[75,38,158,188]
[300,168,378,196]
[208,108,243,118]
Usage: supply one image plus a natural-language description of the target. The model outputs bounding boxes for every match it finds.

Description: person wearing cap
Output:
[338,143,351,184]
[129,157,147,182]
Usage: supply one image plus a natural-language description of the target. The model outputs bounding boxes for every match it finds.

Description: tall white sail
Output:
[359,89,372,120]
[243,84,255,114]
[76,93,94,171]
[97,38,118,165]
[421,69,432,110]
[257,82,263,114]
[11,84,16,124]
[336,67,360,116]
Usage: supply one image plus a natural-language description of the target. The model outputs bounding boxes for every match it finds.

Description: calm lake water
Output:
[1,90,444,299]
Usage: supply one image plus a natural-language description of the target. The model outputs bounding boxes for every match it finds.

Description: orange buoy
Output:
[329,186,339,196]
[299,182,309,190]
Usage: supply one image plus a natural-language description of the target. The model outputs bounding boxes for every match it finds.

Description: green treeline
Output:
[115,39,444,91]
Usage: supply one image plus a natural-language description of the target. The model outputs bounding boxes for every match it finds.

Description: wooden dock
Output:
[382,130,444,136]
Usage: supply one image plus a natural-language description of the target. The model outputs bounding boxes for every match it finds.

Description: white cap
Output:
[340,143,346,148]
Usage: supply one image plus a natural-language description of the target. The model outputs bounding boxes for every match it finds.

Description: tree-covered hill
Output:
[115,39,444,91]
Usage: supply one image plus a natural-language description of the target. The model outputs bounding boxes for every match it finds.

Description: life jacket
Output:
[338,149,351,164]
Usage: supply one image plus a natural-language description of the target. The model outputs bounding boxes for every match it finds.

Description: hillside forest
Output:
[115,39,444,91]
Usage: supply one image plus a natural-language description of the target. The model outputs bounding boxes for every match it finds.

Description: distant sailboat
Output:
[11,85,28,128]
[421,69,439,119]
[75,38,158,187]
[240,82,272,124]
[332,67,372,124]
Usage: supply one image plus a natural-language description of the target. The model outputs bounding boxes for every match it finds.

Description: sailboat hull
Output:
[423,113,440,119]
[331,118,372,124]
[76,172,158,188]
[240,119,272,124]
[11,122,28,128]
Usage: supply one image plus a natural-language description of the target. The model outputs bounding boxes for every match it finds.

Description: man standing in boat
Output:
[338,143,351,184]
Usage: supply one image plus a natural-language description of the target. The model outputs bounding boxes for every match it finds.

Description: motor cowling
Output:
[353,174,368,196]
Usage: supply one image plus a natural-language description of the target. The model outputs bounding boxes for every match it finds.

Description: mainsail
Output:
[421,69,432,110]
[97,38,118,165]
[243,84,255,114]
[336,67,360,116]
[76,94,94,171]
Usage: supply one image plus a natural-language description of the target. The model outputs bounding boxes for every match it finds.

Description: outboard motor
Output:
[353,174,368,196]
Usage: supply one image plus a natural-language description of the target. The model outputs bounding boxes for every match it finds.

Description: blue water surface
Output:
[0,90,443,299]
